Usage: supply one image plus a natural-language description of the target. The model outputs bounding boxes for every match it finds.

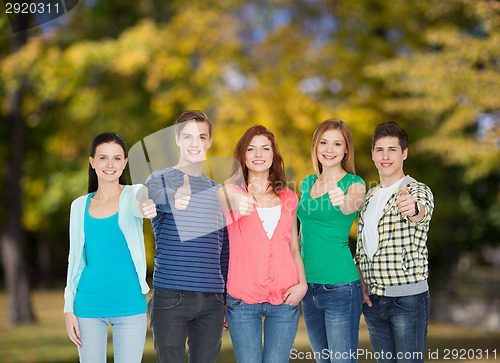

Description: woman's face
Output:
[89,142,127,183]
[316,129,347,169]
[245,135,273,174]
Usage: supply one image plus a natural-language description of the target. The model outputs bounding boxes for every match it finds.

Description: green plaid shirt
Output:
[355,178,434,296]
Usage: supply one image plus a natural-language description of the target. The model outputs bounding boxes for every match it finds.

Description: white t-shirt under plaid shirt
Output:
[363,177,404,260]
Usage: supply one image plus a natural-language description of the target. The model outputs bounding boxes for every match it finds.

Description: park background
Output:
[1,0,499,361]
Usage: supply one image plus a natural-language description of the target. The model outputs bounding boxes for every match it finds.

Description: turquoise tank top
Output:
[74,193,146,318]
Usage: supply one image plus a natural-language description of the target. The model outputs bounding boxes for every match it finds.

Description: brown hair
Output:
[371,122,407,151]
[232,125,286,195]
[311,118,356,175]
[175,110,213,138]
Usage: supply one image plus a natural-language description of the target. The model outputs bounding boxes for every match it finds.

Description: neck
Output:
[94,181,122,199]
[174,161,203,177]
[319,164,346,182]
[380,171,405,188]
[248,171,271,194]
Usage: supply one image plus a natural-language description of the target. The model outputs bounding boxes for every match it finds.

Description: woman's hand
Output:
[139,187,157,219]
[238,184,256,216]
[65,312,82,347]
[283,282,308,306]
[223,305,229,332]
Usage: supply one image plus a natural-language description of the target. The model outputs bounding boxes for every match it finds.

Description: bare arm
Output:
[217,185,254,215]
[340,182,366,215]
[283,210,308,306]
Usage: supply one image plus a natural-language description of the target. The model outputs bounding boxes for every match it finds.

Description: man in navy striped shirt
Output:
[146,110,229,363]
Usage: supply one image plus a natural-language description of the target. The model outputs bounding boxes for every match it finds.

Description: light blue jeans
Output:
[301,280,363,363]
[362,291,430,363]
[226,294,299,363]
[76,313,147,363]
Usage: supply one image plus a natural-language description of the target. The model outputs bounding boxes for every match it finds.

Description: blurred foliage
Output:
[0,0,499,285]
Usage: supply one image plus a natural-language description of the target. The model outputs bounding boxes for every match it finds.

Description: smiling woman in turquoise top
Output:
[63,133,157,363]
[297,119,366,363]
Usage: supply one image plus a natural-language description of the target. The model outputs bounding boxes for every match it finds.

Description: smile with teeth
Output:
[252,160,265,164]
[380,162,393,167]
[188,150,201,155]
[323,155,336,160]
[103,170,116,174]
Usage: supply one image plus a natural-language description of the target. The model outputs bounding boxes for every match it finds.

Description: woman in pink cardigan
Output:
[217,125,307,363]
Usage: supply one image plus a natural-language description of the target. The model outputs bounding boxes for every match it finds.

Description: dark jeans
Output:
[148,288,225,363]
[362,291,430,363]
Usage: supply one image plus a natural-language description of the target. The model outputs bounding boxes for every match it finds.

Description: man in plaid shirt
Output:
[355,122,434,363]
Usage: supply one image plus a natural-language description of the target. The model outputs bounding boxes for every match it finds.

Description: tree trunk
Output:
[0,25,35,324]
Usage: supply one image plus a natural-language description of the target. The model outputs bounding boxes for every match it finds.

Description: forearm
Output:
[340,195,363,215]
[146,176,174,213]
[340,182,366,215]
[408,201,425,223]
[217,186,243,212]
[356,264,369,293]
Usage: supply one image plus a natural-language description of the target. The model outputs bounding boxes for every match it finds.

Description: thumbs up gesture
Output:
[174,174,192,210]
[139,187,157,219]
[396,184,416,216]
[328,176,345,208]
[239,183,256,216]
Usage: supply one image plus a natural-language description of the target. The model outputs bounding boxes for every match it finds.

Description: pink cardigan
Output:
[223,185,299,305]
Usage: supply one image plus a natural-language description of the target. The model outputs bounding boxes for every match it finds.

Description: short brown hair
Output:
[175,110,213,138]
[372,122,407,151]
[311,119,357,175]
[232,125,286,195]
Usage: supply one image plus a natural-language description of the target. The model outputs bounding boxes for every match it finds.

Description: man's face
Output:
[176,121,212,164]
[371,136,407,178]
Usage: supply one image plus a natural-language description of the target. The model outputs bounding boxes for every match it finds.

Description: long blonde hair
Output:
[311,119,356,175]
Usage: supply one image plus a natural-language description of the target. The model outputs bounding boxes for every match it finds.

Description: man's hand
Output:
[174,174,192,210]
[396,184,417,216]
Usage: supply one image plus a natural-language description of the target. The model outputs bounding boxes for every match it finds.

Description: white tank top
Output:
[256,204,281,239]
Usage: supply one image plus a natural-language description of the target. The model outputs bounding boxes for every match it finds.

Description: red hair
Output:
[232,125,286,195]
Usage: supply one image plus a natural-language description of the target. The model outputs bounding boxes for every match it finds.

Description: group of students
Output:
[64,110,434,363]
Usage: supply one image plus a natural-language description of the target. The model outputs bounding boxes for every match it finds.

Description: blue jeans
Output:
[362,291,430,363]
[301,280,363,363]
[226,294,299,363]
[76,313,147,363]
[148,288,225,363]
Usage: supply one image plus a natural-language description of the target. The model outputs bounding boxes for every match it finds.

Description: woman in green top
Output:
[297,119,366,363]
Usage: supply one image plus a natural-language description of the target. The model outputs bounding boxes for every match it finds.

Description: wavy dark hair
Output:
[371,122,408,151]
[232,125,286,195]
[88,132,128,193]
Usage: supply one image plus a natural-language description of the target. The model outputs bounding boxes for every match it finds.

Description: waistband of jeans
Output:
[370,280,428,297]
[308,279,361,288]
[153,287,223,296]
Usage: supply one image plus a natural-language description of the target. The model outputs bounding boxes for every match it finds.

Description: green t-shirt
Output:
[297,173,365,284]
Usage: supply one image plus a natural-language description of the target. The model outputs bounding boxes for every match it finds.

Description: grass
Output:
[1,290,499,362]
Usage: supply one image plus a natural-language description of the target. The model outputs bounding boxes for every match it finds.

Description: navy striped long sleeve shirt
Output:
[145,168,229,293]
